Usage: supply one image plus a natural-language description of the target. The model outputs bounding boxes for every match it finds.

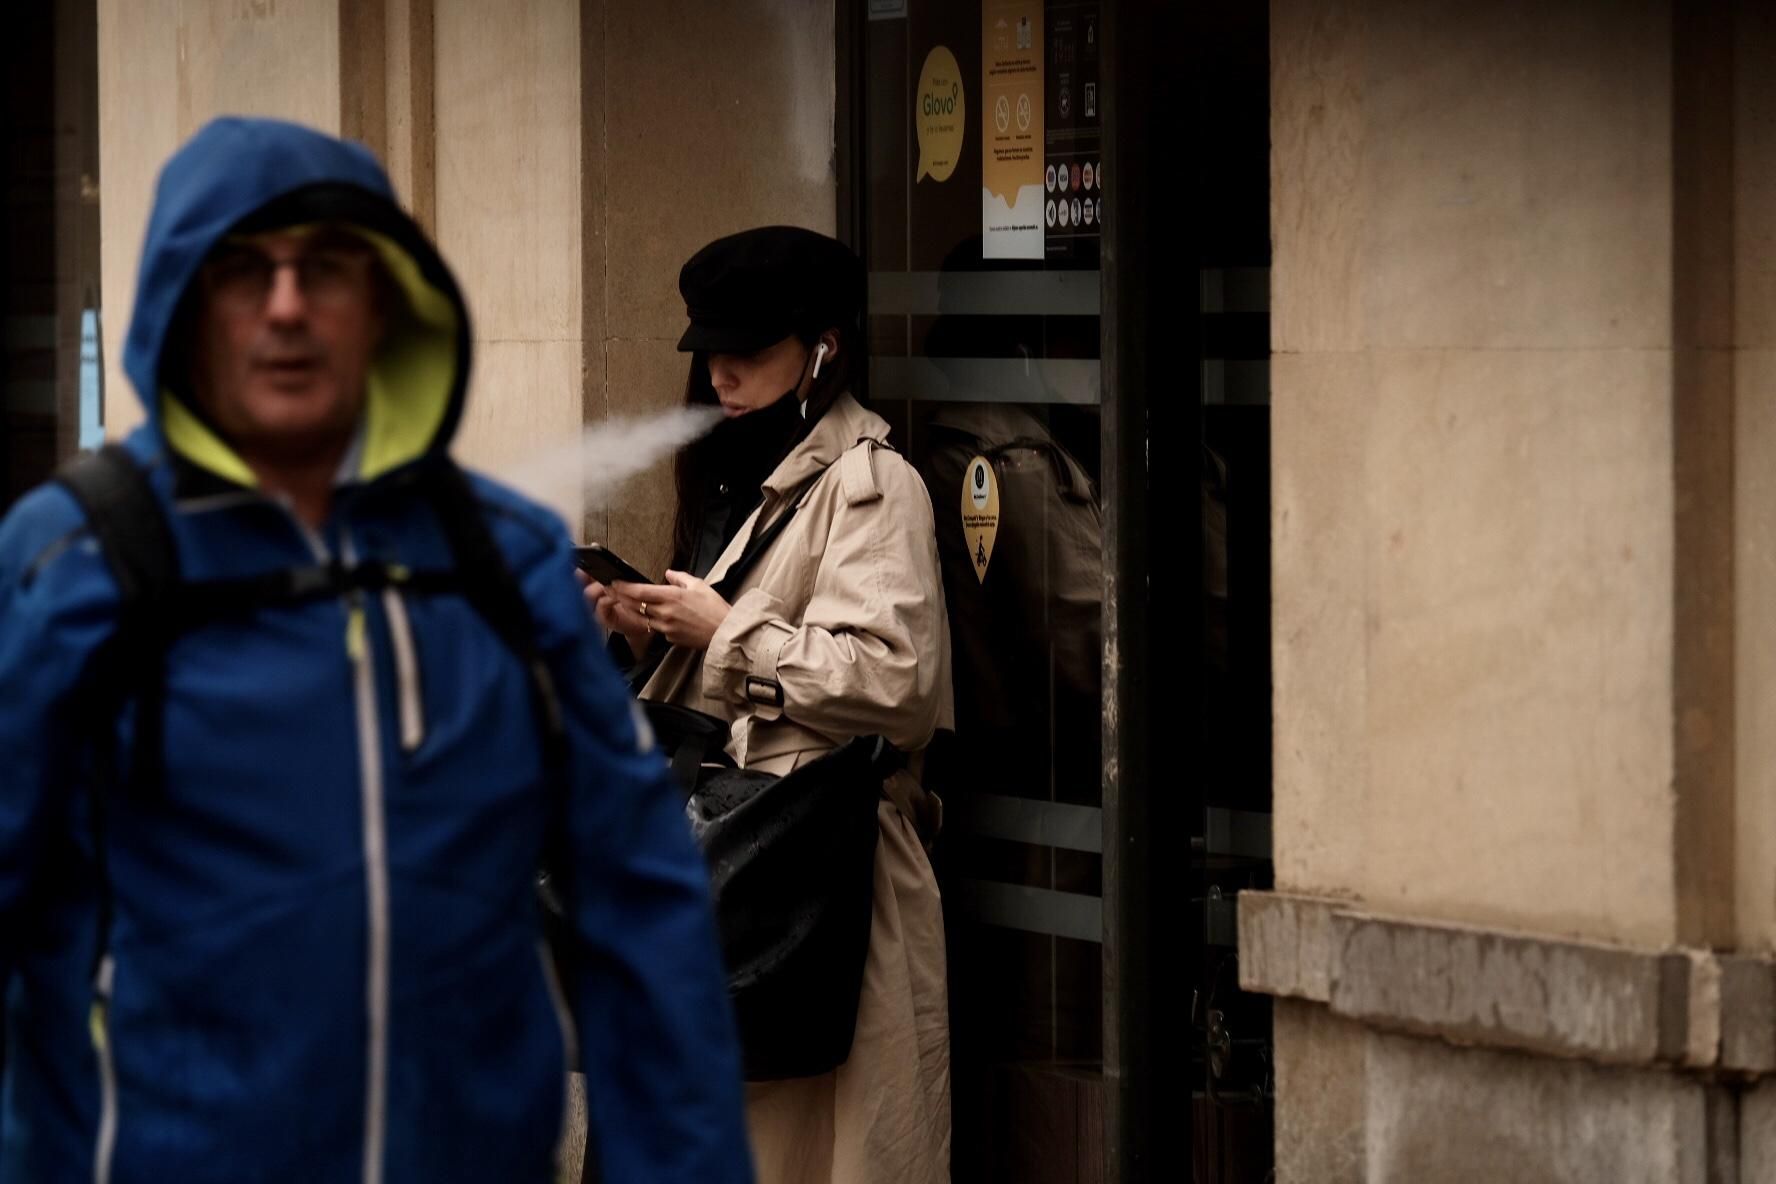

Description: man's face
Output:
[189,226,387,465]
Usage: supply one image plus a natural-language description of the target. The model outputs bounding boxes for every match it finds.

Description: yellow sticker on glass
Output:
[962,456,1000,583]
[915,46,966,183]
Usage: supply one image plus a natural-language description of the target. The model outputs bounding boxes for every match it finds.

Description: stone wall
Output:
[1256,0,1776,1177]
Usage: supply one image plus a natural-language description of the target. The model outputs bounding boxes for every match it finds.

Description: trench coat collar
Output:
[760,392,890,500]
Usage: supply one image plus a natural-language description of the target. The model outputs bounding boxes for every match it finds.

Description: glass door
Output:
[844,2,1274,1180]
[853,3,1107,1180]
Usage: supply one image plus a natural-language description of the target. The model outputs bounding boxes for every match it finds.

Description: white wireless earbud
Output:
[812,343,829,380]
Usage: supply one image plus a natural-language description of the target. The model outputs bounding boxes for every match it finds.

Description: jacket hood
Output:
[124,116,470,488]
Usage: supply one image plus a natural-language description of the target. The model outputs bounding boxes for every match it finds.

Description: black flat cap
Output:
[677,226,864,354]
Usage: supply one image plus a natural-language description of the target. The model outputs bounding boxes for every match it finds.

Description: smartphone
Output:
[573,544,653,587]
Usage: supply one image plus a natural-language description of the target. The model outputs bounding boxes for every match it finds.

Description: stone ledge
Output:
[1722,956,1776,1074]
[1332,911,1680,1066]
[1238,890,1776,1074]
[1237,889,1343,1003]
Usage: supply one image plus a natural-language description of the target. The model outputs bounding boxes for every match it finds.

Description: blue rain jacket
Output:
[0,117,752,1183]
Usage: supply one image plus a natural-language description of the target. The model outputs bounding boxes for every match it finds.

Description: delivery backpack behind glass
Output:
[918,405,1103,800]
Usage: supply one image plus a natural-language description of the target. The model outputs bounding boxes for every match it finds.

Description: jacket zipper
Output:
[342,531,391,1184]
[284,509,390,1184]
[536,939,579,1074]
[381,586,426,753]
[90,954,118,1184]
[190,496,395,1183]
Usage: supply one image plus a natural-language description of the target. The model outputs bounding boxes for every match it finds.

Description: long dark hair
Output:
[669,322,863,569]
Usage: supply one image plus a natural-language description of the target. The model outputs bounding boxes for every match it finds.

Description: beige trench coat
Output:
[641,394,953,1184]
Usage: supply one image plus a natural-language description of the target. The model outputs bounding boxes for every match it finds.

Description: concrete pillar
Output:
[1261,0,1770,1177]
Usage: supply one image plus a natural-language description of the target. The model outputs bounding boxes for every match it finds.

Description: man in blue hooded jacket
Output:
[0,117,753,1182]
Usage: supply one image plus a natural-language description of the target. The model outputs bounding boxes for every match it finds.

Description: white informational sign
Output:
[981,1,1044,259]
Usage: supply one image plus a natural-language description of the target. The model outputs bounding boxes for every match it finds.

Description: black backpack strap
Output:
[710,480,815,603]
[172,560,461,630]
[417,459,567,769]
[55,445,179,793]
[54,445,180,977]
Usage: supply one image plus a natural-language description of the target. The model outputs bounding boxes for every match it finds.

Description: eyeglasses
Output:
[202,232,379,312]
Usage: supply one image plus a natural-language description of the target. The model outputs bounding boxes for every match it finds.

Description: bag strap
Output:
[416,459,568,771]
[55,446,179,608]
[56,451,570,773]
[929,423,1096,505]
[710,476,817,602]
[637,701,736,795]
[55,445,179,792]
[171,561,463,630]
[54,445,181,978]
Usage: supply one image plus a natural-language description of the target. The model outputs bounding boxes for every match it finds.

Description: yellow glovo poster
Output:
[981,0,1044,258]
[962,456,1001,583]
[915,46,965,183]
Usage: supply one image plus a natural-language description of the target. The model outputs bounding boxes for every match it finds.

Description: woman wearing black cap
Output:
[584,226,952,1184]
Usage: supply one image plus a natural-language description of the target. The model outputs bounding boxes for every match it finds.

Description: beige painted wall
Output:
[1265,3,1776,1177]
[96,0,836,557]
[1271,0,1698,948]
[431,0,586,527]
[1273,0,1776,955]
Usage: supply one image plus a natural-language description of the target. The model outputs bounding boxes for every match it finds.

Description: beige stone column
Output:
[1252,0,1772,1178]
